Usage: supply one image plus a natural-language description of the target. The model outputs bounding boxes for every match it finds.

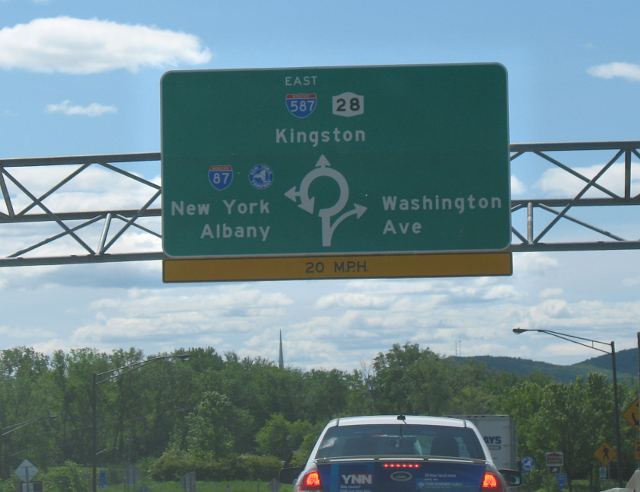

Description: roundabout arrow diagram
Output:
[284,155,367,247]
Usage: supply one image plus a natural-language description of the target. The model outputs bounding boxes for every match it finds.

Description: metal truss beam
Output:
[509,141,639,252]
[1,141,638,267]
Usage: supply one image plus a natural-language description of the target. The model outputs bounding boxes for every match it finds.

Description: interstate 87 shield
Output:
[161,64,510,260]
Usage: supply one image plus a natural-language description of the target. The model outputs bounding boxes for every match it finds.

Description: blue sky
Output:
[1,0,639,370]
[3,0,640,158]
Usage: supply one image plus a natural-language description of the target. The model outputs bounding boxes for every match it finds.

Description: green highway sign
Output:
[161,64,510,259]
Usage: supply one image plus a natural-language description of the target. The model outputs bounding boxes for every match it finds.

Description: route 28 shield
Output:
[285,93,317,118]
[208,165,234,191]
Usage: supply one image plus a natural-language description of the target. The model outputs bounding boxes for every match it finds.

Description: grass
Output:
[526,478,620,492]
[102,480,293,492]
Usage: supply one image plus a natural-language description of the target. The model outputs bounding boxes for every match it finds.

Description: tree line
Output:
[0,343,637,488]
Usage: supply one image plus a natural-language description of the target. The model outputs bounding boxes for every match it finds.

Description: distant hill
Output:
[449,348,637,383]
[574,347,638,376]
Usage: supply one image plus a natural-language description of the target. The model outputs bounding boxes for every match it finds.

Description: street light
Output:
[512,328,623,487]
[91,353,189,492]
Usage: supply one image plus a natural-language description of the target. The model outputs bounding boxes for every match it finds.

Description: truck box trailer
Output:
[452,415,518,471]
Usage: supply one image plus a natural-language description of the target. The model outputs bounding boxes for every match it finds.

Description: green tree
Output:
[173,390,254,457]
[256,414,314,460]
[344,366,376,415]
[503,374,613,491]
[371,343,453,415]
[60,348,110,465]
[0,347,57,476]
[299,369,351,422]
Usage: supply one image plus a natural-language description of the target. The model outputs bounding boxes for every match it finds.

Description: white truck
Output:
[452,415,518,472]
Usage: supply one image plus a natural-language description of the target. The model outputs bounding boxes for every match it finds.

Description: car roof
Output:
[326,415,469,428]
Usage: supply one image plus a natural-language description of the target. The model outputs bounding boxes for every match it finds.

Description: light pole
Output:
[91,353,189,492]
[512,328,623,487]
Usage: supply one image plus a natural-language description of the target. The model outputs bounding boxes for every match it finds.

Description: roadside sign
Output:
[521,456,534,473]
[545,451,564,468]
[161,64,510,279]
[98,470,108,489]
[594,443,617,466]
[623,397,639,428]
[15,460,38,482]
[163,251,512,282]
[599,466,607,480]
[557,472,568,489]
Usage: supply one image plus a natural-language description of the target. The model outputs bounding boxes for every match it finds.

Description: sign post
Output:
[161,64,511,281]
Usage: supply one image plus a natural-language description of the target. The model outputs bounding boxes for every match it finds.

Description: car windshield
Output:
[314,424,485,460]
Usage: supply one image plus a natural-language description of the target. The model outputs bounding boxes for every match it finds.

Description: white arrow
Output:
[298,195,315,214]
[332,203,368,230]
[286,154,366,247]
[284,186,316,215]
[284,186,315,214]
[354,203,367,218]
[315,154,331,168]
[322,203,367,247]
[284,186,299,202]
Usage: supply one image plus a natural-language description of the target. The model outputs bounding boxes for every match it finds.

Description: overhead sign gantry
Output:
[160,64,512,281]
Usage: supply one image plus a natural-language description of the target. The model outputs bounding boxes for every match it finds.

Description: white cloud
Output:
[588,62,640,82]
[536,162,640,198]
[91,286,293,317]
[346,279,438,297]
[46,100,117,117]
[536,299,570,318]
[5,166,159,213]
[0,265,62,289]
[32,339,74,355]
[72,285,295,346]
[513,252,559,274]
[1,165,162,260]
[482,284,519,300]
[511,176,526,196]
[540,288,563,298]
[517,297,640,337]
[622,277,640,287]
[0,17,212,74]
[0,323,57,340]
[315,292,390,309]
[4,262,638,370]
